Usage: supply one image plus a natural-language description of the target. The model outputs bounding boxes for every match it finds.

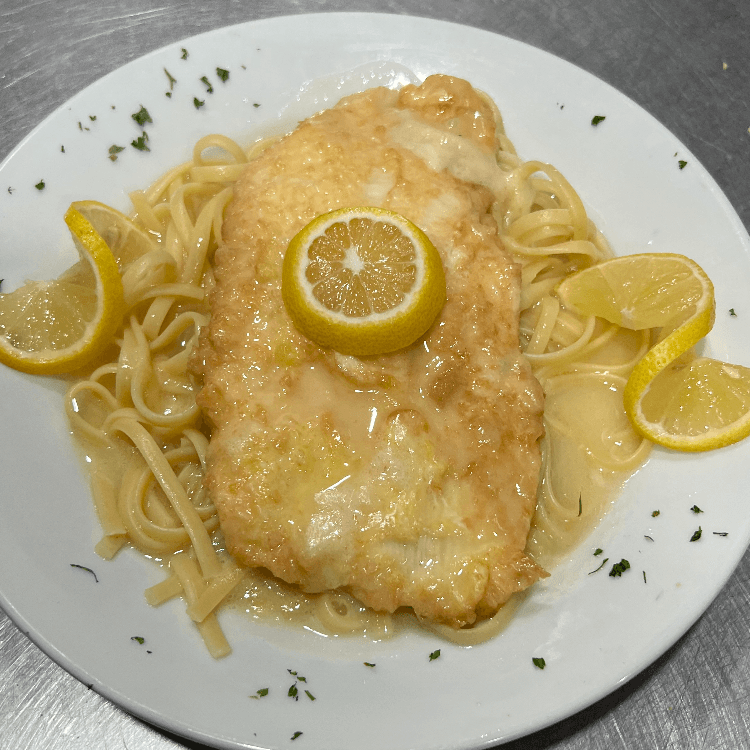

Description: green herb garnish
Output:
[532,657,546,669]
[591,115,606,125]
[691,505,703,514]
[34,179,45,190]
[131,106,152,127]
[652,510,661,517]
[250,687,269,699]
[193,97,205,109]
[364,662,376,668]
[131,131,150,152]
[61,145,65,153]
[200,75,214,93]
[131,636,145,644]
[429,649,441,661]
[70,563,97,581]
[730,308,737,316]
[678,160,687,169]
[589,557,609,574]
[108,144,125,161]
[609,559,630,577]
[164,68,177,90]
[291,732,303,741]
[690,527,702,542]
[593,548,603,556]
[216,67,230,82]
[181,48,189,60]
[305,690,315,701]
[288,684,298,700]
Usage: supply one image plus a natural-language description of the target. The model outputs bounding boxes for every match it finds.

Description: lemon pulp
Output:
[282,207,446,356]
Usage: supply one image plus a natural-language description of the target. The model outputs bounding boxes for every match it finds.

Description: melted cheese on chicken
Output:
[192,75,546,627]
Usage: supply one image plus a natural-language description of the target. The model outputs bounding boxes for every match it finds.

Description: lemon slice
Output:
[281,207,446,356]
[635,357,750,450]
[556,252,714,331]
[0,206,125,375]
[557,252,750,451]
[69,200,157,270]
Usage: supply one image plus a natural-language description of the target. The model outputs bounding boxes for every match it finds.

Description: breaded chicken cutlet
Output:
[191,75,546,628]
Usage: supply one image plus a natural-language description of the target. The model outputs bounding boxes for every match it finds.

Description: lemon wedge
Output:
[557,252,750,451]
[281,207,446,356]
[0,206,125,375]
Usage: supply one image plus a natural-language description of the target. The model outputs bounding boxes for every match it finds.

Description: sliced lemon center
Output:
[557,252,750,451]
[282,207,446,356]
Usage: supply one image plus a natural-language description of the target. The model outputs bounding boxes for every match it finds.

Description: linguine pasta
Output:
[64,97,651,656]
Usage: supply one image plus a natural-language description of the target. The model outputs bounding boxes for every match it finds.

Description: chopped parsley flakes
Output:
[193,97,205,109]
[291,731,303,741]
[250,688,269,699]
[216,67,230,82]
[429,649,441,661]
[730,308,737,316]
[131,636,145,644]
[690,527,702,542]
[108,144,125,161]
[131,106,152,127]
[591,115,606,126]
[181,48,189,60]
[35,179,45,190]
[691,505,703,514]
[679,160,688,169]
[609,559,631,577]
[201,75,214,93]
[131,131,150,151]
[532,657,546,669]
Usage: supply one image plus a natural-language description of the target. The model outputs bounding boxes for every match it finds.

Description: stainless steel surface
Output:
[1,1,749,748]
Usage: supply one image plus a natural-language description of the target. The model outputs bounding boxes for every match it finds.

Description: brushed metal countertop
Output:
[1,1,749,748]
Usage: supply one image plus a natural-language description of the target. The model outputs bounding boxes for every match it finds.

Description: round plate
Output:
[1,13,749,750]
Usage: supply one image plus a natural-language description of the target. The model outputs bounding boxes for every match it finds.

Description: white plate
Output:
[1,13,750,750]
